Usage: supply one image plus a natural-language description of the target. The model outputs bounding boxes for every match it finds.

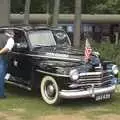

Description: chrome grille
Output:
[76,71,113,88]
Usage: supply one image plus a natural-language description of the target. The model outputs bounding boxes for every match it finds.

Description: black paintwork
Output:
[0,25,115,92]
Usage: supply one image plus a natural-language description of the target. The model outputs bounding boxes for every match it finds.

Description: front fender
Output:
[33,69,70,90]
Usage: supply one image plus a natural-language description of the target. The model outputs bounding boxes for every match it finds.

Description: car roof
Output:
[0,24,64,32]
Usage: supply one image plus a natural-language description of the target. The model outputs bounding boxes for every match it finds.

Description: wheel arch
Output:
[31,69,61,91]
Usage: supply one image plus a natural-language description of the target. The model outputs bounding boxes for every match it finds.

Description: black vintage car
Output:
[0,25,118,105]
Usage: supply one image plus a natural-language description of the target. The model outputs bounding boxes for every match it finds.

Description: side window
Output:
[13,30,28,52]
[14,30,26,44]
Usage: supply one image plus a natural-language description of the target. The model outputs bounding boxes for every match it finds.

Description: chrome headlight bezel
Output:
[69,69,79,81]
[112,65,119,75]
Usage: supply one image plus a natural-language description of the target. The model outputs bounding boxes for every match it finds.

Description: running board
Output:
[5,80,32,91]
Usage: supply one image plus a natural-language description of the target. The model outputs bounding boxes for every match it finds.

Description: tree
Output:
[87,0,120,14]
[30,0,46,13]
[11,0,25,13]
[24,0,31,24]
[60,0,74,13]
[73,0,82,48]
[52,0,60,27]
[0,0,10,26]
[11,0,120,15]
[82,0,106,14]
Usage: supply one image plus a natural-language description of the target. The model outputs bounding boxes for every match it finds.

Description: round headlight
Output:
[112,65,119,75]
[69,69,79,80]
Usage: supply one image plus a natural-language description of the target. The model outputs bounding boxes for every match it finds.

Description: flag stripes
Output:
[84,39,92,62]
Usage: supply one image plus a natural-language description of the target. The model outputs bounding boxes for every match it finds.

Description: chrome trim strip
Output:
[59,85,116,99]
[79,71,110,76]
[6,80,32,91]
[78,78,101,81]
[36,69,69,77]
[69,80,112,88]
[79,72,101,76]
[11,52,82,62]
[69,83,102,88]
[78,75,112,81]
[102,75,113,79]
[102,80,112,84]
[95,66,102,69]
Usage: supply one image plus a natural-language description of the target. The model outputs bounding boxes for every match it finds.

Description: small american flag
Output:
[84,39,92,62]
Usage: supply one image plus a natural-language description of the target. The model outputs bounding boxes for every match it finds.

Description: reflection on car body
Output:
[0,25,118,105]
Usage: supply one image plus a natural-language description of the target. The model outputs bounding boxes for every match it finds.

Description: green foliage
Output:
[82,0,106,14]
[11,0,25,13]
[89,0,120,14]
[11,0,48,13]
[60,0,74,13]
[30,0,46,13]
[11,0,120,14]
[92,41,120,66]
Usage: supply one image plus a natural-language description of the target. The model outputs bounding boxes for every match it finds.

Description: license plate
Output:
[95,93,111,101]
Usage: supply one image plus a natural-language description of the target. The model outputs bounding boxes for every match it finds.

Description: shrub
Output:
[92,41,120,66]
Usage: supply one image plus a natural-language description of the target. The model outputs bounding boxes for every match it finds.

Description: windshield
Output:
[28,30,71,47]
[28,30,56,47]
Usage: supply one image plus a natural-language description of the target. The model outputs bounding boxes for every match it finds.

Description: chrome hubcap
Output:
[45,82,56,99]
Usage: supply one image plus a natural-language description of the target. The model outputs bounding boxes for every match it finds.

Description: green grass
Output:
[1,84,120,120]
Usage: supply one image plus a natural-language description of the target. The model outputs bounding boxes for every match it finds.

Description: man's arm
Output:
[0,37,14,55]
[0,48,9,55]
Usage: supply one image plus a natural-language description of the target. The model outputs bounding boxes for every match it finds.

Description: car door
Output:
[8,29,32,85]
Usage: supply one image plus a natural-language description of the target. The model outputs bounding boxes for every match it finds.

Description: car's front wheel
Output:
[40,76,60,105]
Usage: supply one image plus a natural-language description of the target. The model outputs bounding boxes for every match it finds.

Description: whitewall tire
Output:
[40,76,60,105]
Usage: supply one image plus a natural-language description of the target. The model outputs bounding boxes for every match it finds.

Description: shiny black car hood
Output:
[30,46,95,74]
[31,45,84,62]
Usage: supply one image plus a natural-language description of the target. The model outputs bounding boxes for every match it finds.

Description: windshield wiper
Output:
[33,45,56,48]
[33,45,43,48]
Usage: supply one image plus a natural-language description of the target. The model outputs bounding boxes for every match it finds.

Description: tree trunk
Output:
[24,0,31,24]
[73,0,82,48]
[52,0,60,27]
[0,0,10,26]
[46,0,50,25]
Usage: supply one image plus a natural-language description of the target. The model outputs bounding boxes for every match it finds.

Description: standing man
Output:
[0,29,14,98]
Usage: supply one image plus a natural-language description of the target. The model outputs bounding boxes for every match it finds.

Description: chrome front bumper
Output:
[59,84,116,99]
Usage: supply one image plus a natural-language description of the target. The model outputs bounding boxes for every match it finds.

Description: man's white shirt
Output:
[4,37,14,51]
